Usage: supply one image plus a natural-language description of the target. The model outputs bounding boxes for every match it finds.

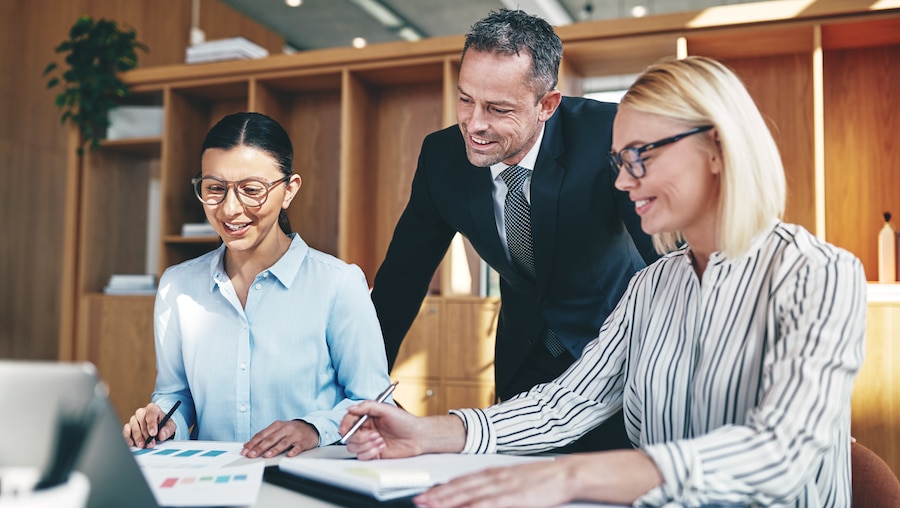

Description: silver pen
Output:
[340,380,398,445]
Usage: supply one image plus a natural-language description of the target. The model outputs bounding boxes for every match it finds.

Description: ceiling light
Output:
[396,27,421,42]
[285,0,302,6]
[348,0,401,27]
[352,37,367,49]
[347,0,425,41]
[631,5,647,17]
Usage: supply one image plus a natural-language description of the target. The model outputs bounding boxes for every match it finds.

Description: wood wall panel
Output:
[0,0,280,362]
[284,91,343,256]
[372,82,444,273]
[824,45,900,281]
[722,54,816,231]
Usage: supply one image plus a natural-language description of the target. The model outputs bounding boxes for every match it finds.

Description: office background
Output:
[0,0,898,477]
[0,0,774,362]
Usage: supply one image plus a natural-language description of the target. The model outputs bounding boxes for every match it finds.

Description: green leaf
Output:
[44,15,148,152]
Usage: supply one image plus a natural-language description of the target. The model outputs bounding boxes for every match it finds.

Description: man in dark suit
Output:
[371,8,656,452]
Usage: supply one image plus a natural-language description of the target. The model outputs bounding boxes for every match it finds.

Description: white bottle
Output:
[878,212,896,283]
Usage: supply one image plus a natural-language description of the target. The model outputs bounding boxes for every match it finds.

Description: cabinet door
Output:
[444,383,496,413]
[442,299,499,384]
[79,294,156,422]
[392,380,442,417]
[391,299,441,381]
[851,301,900,477]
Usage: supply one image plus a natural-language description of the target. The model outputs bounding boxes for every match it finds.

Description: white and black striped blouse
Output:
[453,221,866,507]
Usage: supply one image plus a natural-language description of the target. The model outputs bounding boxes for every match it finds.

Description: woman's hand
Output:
[242,420,320,458]
[339,401,466,460]
[123,402,176,448]
[413,450,663,508]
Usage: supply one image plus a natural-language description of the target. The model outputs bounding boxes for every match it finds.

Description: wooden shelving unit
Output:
[58,0,900,474]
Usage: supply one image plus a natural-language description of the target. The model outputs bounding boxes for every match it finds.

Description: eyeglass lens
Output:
[609,125,714,179]
[193,176,285,207]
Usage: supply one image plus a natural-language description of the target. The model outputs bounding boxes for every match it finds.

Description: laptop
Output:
[0,360,158,508]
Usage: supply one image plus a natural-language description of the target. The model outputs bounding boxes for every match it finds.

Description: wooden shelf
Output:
[100,137,162,158]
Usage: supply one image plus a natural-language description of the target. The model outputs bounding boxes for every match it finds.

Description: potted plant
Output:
[43,15,148,154]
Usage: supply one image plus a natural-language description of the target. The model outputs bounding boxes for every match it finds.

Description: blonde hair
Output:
[620,56,785,257]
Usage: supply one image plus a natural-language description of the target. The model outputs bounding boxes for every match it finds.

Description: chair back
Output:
[851,441,900,507]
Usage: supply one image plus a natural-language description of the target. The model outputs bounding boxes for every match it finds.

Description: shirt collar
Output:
[682,218,781,267]
[207,233,308,292]
[490,124,545,181]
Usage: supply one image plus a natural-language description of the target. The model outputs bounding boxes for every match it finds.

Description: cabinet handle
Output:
[425,389,435,397]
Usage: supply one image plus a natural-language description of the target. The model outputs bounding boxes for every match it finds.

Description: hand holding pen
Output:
[340,381,398,445]
[146,400,182,445]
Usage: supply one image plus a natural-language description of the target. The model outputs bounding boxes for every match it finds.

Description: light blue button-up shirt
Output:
[151,233,391,446]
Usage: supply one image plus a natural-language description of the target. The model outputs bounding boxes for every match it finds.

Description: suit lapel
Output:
[466,165,510,271]
[530,120,565,299]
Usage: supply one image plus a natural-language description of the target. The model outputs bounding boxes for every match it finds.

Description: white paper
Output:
[132,440,244,469]
[132,441,264,507]
[139,462,264,507]
[278,453,553,501]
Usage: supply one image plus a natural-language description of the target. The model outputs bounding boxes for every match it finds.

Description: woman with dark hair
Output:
[123,112,392,459]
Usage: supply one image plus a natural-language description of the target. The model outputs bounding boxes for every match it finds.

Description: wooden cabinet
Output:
[392,297,500,416]
[59,3,900,436]
[852,285,900,477]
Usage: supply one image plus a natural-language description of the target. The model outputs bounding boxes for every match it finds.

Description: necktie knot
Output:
[500,165,530,192]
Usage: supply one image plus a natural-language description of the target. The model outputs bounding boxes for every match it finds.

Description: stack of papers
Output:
[186,37,269,64]
[103,274,156,295]
[132,441,264,507]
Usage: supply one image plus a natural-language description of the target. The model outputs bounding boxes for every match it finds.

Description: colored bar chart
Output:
[131,441,264,506]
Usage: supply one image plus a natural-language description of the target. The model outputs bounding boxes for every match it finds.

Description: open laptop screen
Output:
[0,360,158,508]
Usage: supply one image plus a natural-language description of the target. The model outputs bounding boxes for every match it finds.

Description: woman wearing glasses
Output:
[123,112,392,459]
[340,56,866,507]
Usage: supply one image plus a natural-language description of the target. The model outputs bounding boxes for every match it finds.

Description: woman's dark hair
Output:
[201,112,294,234]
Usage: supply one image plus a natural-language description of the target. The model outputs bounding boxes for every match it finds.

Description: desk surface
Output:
[256,481,341,507]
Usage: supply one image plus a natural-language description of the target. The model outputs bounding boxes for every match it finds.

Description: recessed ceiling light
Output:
[352,37,367,49]
[285,0,302,7]
[631,5,647,17]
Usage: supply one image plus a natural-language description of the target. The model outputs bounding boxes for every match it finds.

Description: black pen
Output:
[340,381,398,445]
[145,400,182,446]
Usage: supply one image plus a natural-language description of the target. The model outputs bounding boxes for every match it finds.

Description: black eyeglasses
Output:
[609,125,714,179]
[191,175,291,207]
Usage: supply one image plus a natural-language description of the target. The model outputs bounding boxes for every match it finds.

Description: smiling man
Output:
[370,8,657,453]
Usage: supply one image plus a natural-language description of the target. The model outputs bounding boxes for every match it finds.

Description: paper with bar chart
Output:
[132,441,264,506]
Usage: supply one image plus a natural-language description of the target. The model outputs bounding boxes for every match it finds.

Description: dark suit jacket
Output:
[372,96,657,399]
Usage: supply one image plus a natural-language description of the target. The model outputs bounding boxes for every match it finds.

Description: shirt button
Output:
[255,283,262,290]
[240,362,247,371]
[263,272,269,278]
[240,404,247,412]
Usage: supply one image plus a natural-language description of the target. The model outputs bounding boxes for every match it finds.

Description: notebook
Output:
[277,452,554,502]
[0,360,158,508]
